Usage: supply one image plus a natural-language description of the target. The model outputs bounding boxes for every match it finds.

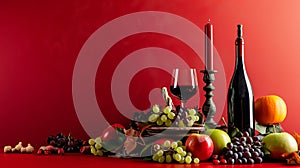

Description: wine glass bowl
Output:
[170,68,198,107]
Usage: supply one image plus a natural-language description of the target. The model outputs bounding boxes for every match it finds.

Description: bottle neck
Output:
[235,37,245,68]
[235,24,245,68]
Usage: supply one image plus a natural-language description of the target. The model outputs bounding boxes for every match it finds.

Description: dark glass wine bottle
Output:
[227,24,254,137]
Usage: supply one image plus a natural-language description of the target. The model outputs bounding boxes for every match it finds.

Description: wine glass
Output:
[170,68,198,108]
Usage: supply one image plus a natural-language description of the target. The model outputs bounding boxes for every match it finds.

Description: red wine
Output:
[170,85,197,101]
[227,25,254,137]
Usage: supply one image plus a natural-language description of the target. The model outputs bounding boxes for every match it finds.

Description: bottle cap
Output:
[237,24,243,38]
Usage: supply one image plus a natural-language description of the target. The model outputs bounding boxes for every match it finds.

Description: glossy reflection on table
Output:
[0,153,292,168]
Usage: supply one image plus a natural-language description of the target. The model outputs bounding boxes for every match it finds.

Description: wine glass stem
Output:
[181,101,186,108]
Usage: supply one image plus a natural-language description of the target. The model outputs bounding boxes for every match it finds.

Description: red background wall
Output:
[0,0,299,147]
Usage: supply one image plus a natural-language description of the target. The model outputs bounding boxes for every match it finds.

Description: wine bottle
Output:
[227,24,254,137]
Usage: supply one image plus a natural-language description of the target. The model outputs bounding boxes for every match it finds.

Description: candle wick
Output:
[208,18,210,23]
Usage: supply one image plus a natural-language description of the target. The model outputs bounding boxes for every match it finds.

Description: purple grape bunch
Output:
[213,132,264,165]
[47,133,88,153]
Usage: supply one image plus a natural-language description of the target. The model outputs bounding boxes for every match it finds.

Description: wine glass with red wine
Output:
[170,68,198,108]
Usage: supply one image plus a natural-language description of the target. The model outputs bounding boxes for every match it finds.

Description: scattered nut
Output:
[20,147,26,153]
[25,144,34,153]
[14,142,22,151]
[4,142,34,154]
[11,148,17,153]
[4,146,12,153]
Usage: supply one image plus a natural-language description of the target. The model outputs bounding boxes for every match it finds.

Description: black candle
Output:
[205,19,213,70]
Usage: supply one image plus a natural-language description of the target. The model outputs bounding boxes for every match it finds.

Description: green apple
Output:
[204,129,231,155]
[262,132,298,160]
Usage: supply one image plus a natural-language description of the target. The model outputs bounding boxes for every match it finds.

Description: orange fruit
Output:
[254,95,287,125]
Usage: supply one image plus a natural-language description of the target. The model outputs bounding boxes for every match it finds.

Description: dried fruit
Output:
[292,132,300,150]
[123,127,145,155]
[282,152,300,165]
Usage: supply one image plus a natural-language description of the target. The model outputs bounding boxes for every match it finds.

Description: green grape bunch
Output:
[147,104,201,127]
[131,86,204,128]
[148,105,175,127]
[152,139,200,164]
[88,137,105,156]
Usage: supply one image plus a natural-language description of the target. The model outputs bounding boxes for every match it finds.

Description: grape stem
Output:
[161,87,174,108]
[273,124,276,133]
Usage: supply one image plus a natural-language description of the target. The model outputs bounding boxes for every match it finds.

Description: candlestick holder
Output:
[200,69,219,128]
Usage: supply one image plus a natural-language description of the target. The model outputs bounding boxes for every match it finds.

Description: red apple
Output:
[100,123,125,152]
[101,123,125,142]
[185,133,214,161]
[111,123,125,129]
